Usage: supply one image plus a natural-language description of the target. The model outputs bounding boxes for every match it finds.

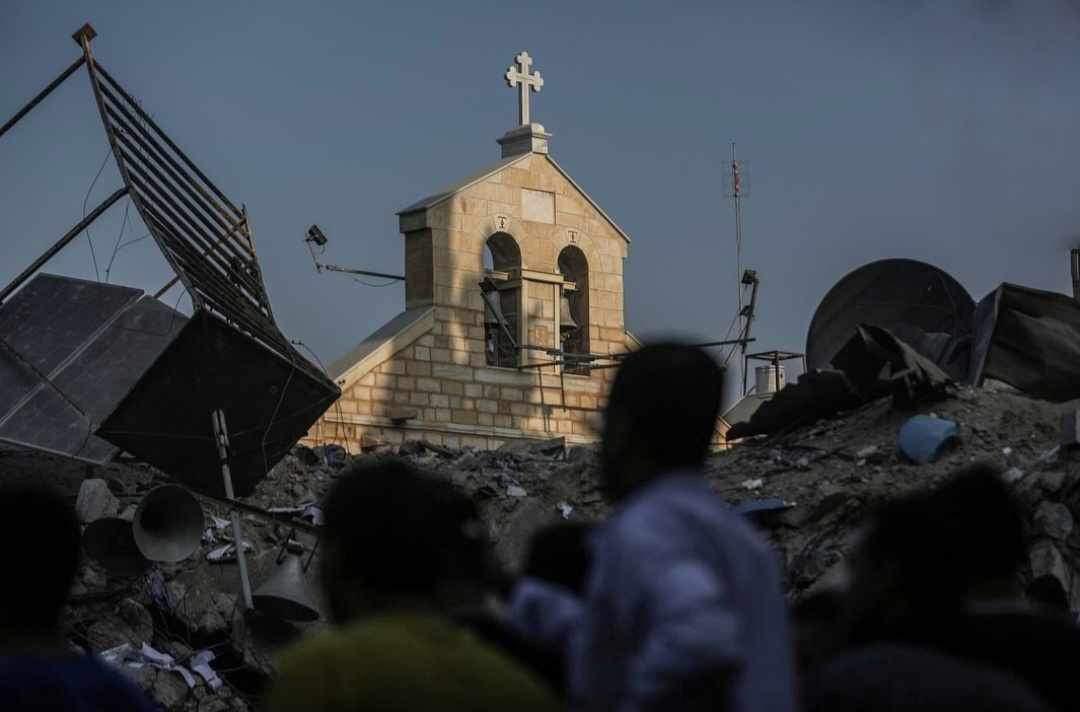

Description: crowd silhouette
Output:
[3,341,1079,711]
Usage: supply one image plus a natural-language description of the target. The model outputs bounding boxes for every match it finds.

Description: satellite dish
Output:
[806,259,975,379]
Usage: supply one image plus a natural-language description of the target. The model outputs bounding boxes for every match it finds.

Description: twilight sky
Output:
[4,1,1080,397]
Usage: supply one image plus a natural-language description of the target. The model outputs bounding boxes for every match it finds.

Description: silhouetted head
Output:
[600,342,724,500]
[846,462,1025,641]
[1026,575,1069,615]
[0,484,81,634]
[521,522,592,595]
[319,458,488,624]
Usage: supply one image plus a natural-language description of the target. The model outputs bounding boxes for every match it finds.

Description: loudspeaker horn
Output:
[252,554,320,622]
[133,484,204,562]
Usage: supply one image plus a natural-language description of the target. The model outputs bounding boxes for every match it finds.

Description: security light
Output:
[305,224,328,247]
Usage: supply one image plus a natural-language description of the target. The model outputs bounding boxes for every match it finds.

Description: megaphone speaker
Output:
[252,554,320,622]
[133,484,203,562]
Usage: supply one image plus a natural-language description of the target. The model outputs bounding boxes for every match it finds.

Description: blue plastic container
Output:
[898,415,958,464]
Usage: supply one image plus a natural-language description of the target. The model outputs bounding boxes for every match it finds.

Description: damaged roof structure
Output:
[729,256,1080,442]
[0,24,340,497]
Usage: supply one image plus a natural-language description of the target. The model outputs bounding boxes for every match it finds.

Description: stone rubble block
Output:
[76,478,119,524]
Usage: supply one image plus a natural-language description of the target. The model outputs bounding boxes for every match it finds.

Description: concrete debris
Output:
[207,541,255,563]
[729,325,954,441]
[1004,467,1026,484]
[14,376,1080,710]
[75,478,119,523]
[831,324,953,406]
[855,445,880,461]
[1063,410,1080,448]
[1029,540,1070,601]
[499,436,566,458]
[971,283,1080,401]
[1034,501,1074,541]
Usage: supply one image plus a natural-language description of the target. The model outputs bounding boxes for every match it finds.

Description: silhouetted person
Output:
[805,643,1053,712]
[810,464,1077,711]
[571,342,796,712]
[270,458,558,711]
[1026,575,1069,616]
[520,522,592,595]
[0,483,156,711]
[504,522,592,696]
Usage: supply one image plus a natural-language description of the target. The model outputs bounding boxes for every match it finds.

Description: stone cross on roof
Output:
[505,51,543,126]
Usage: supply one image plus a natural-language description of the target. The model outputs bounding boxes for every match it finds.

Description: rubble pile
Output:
[708,386,1073,600]
[8,379,1080,710]
[272,382,1080,606]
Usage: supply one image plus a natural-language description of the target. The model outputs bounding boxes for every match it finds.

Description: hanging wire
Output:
[261,358,298,476]
[291,338,350,454]
[82,145,113,281]
[103,196,131,283]
[115,231,152,251]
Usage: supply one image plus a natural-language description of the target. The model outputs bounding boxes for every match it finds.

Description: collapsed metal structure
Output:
[0,24,340,497]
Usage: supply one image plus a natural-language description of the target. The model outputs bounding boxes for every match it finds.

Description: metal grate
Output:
[81,54,322,381]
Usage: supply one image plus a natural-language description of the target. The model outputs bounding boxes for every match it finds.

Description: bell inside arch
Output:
[483,293,506,325]
[560,293,579,333]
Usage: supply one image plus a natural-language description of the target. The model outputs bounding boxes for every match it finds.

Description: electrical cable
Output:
[260,356,297,477]
[103,196,131,282]
[82,145,112,282]
[290,339,345,453]
[115,232,152,251]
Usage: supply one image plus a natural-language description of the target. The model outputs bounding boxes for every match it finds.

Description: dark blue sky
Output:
[4,1,1080,393]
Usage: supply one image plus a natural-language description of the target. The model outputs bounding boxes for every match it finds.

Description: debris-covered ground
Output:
[5,381,1080,710]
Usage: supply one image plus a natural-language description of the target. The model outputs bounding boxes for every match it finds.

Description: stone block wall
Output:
[307,322,630,452]
[306,152,638,452]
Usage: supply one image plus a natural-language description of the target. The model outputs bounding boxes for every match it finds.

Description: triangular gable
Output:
[544,155,631,244]
[331,306,434,390]
[396,154,631,244]
[397,154,531,215]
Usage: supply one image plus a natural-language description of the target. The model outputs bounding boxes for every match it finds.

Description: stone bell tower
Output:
[308,51,636,451]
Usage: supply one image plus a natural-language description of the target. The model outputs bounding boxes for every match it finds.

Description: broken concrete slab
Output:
[76,478,119,523]
[1033,501,1074,541]
[971,283,1080,401]
[727,369,863,440]
[831,324,953,407]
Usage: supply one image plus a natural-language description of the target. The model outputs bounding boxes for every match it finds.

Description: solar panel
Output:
[0,274,186,461]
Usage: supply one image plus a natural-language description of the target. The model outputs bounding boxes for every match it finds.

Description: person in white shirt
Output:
[570,342,797,712]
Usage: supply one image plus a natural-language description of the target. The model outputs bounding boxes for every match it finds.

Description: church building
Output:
[306,51,638,451]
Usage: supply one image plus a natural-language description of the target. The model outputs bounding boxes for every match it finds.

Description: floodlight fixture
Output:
[305,224,328,247]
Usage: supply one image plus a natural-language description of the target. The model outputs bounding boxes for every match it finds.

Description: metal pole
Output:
[322,264,405,281]
[212,409,254,610]
[0,56,86,141]
[0,186,128,305]
[1071,248,1080,302]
